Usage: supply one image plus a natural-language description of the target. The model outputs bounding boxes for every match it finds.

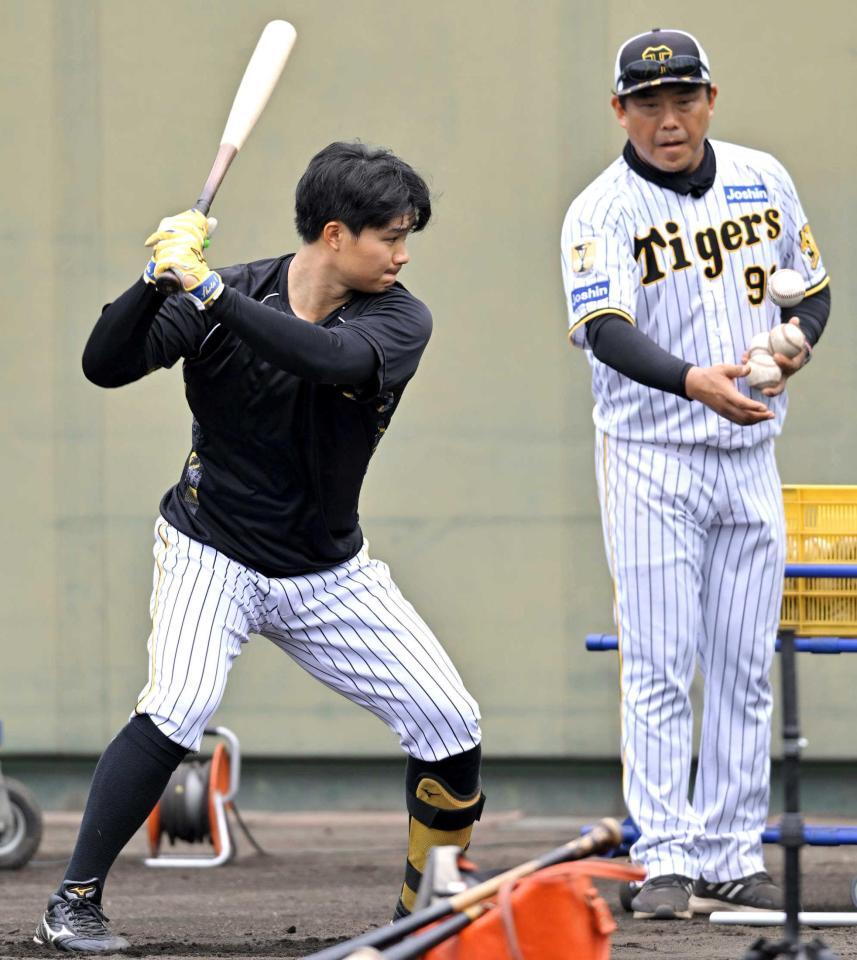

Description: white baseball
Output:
[745,354,783,390]
[769,323,806,359]
[768,268,806,308]
[748,331,773,357]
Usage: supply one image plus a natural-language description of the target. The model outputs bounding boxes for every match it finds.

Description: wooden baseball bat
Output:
[305,817,622,960]
[155,19,297,296]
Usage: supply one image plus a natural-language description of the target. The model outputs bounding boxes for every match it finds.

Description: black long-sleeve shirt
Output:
[83,255,432,576]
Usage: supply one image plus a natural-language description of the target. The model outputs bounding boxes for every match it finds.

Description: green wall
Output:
[2,0,855,761]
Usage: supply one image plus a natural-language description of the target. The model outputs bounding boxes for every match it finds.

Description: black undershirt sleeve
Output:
[208,285,379,384]
[82,279,211,387]
[586,313,693,398]
[82,280,166,387]
[784,284,830,347]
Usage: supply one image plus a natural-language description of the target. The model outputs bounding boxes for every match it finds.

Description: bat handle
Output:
[154,271,183,297]
[153,197,214,297]
[153,143,236,297]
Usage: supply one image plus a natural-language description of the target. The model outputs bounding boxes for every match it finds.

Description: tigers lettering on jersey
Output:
[634,208,782,284]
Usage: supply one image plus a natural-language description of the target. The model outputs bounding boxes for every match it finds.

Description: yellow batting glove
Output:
[142,208,218,291]
[144,208,215,250]
[149,235,224,309]
[143,209,223,310]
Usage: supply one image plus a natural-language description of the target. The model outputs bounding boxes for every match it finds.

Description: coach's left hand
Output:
[742,318,809,397]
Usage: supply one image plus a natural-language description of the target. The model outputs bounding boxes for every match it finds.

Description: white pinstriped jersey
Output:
[561,139,828,448]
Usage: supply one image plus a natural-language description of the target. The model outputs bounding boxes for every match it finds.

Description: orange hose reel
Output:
[145,726,240,868]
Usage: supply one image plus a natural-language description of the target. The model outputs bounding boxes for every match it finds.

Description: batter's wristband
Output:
[188,271,224,308]
[406,791,486,829]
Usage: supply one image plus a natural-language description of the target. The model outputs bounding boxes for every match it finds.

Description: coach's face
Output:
[612,84,717,173]
[327,214,413,294]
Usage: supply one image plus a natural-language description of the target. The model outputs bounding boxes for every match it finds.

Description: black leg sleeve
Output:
[406,743,482,797]
[63,715,187,890]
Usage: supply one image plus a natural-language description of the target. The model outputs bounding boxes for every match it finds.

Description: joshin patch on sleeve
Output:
[571,278,610,313]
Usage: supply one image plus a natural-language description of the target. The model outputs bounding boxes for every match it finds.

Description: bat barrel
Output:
[153,18,293,298]
[219,20,296,152]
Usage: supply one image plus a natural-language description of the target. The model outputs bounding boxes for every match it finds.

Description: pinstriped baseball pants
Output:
[596,432,785,881]
[135,519,482,760]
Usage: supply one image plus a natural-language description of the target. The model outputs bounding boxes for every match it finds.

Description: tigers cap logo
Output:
[571,239,597,274]
[642,44,673,62]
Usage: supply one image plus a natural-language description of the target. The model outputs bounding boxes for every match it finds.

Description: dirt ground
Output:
[2,811,857,960]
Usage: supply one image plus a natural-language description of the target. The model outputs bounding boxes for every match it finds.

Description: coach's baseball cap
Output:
[614,28,712,96]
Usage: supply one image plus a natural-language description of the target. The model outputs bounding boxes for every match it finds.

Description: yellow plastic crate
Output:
[780,485,857,636]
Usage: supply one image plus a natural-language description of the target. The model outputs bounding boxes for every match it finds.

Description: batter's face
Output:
[329,213,414,294]
[612,84,717,174]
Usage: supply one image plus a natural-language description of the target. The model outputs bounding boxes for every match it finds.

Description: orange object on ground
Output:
[207,742,232,855]
[425,860,646,960]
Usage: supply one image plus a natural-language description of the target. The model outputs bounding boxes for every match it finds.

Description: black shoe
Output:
[34,879,130,953]
[689,871,783,913]
[630,874,694,919]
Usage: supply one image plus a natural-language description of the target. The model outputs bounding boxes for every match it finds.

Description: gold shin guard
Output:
[397,775,485,916]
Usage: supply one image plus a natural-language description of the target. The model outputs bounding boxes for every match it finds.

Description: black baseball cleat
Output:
[689,871,783,913]
[34,879,130,953]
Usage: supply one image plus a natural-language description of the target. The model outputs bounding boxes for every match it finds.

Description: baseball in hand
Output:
[748,331,773,357]
[769,322,806,359]
[768,268,806,308]
[745,354,783,390]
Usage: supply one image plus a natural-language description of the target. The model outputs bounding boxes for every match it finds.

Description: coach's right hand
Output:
[684,364,775,426]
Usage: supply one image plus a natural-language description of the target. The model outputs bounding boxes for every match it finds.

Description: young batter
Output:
[35,142,484,953]
[561,29,830,919]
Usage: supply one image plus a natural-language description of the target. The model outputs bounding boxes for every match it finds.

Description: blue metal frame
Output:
[582,819,857,857]
[586,634,857,654]
[585,560,857,859]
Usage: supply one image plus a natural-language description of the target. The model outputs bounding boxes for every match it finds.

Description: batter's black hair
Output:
[295,141,431,242]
